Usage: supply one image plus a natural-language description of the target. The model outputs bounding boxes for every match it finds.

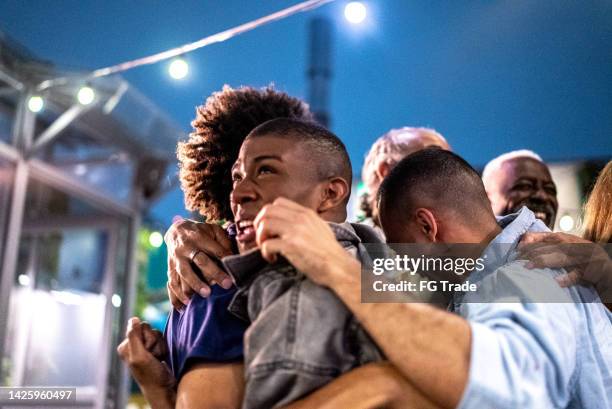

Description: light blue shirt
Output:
[453,207,612,409]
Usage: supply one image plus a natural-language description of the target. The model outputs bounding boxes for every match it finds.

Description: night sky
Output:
[1,0,611,222]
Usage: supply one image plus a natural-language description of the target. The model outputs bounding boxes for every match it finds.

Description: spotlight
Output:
[168,58,189,80]
[27,96,44,113]
[77,86,95,105]
[344,2,367,24]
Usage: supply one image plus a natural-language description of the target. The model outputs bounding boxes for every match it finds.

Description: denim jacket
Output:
[222,222,384,409]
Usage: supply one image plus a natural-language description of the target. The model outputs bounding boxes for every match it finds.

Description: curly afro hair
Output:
[178,85,313,221]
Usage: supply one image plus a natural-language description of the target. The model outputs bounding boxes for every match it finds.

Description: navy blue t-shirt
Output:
[164,285,247,380]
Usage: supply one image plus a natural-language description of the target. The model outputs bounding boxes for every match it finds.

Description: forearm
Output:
[326,255,471,409]
[284,362,441,409]
[139,384,176,409]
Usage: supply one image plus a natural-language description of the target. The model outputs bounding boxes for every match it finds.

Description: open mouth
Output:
[236,219,256,247]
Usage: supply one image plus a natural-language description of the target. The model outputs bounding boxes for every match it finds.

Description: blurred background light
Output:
[27,95,44,112]
[148,231,164,248]
[77,86,95,105]
[168,58,189,80]
[111,294,122,308]
[559,214,575,232]
[18,274,30,286]
[344,2,367,24]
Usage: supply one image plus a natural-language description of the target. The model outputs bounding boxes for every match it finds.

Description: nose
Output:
[230,178,257,206]
[532,184,550,202]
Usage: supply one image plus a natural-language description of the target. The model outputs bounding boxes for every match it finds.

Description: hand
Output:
[253,198,358,287]
[518,232,612,289]
[117,318,176,408]
[165,219,234,308]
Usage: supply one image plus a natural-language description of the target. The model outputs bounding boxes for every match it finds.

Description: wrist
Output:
[325,252,361,290]
[141,383,176,409]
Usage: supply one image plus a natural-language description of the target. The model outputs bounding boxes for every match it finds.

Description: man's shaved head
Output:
[246,118,352,203]
[378,148,495,242]
[482,150,558,228]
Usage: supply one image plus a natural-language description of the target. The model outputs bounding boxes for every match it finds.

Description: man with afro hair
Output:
[119,85,314,408]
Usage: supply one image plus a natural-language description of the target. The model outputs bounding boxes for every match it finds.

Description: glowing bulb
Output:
[143,305,158,321]
[559,215,574,232]
[27,96,44,113]
[18,274,30,286]
[168,58,189,80]
[344,2,367,24]
[77,86,95,105]
[149,231,164,248]
[111,294,122,308]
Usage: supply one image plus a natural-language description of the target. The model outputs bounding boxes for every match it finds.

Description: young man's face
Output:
[492,158,558,228]
[230,134,325,253]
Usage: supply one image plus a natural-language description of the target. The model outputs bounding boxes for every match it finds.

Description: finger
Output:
[254,202,301,229]
[126,316,141,338]
[168,273,189,307]
[518,232,557,246]
[556,270,581,287]
[117,338,129,358]
[519,243,565,263]
[150,330,168,360]
[180,277,197,297]
[126,318,148,356]
[209,224,234,257]
[272,197,311,211]
[260,238,285,264]
[167,258,189,306]
[527,252,572,270]
[167,282,184,311]
[141,322,156,351]
[176,258,212,297]
[255,217,289,248]
[191,252,233,291]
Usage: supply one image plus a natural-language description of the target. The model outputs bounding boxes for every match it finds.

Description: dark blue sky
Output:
[1,1,611,222]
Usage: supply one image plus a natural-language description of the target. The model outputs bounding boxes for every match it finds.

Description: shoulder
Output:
[470,260,572,304]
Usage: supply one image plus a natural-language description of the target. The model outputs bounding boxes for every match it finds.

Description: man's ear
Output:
[375,161,393,182]
[414,208,438,242]
[318,177,350,213]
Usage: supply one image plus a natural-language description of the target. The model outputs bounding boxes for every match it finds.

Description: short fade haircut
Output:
[378,148,492,234]
[481,149,544,191]
[362,127,449,196]
[178,85,313,221]
[247,118,352,201]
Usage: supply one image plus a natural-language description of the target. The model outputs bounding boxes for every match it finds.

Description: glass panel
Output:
[0,157,14,269]
[4,179,119,392]
[0,93,17,145]
[32,114,135,205]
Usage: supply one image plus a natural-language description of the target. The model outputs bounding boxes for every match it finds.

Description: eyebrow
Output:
[231,155,283,173]
[253,155,283,163]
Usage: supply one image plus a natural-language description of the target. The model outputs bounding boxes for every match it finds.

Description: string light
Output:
[168,58,189,80]
[27,96,44,113]
[77,86,95,105]
[344,2,367,24]
[36,0,336,91]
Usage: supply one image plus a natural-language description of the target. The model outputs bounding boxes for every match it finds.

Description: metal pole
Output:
[113,188,142,409]
[307,16,333,127]
[0,90,33,383]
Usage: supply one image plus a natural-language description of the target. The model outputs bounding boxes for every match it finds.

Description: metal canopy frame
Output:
[0,34,182,408]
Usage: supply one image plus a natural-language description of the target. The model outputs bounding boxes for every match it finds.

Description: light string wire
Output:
[36,0,335,91]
